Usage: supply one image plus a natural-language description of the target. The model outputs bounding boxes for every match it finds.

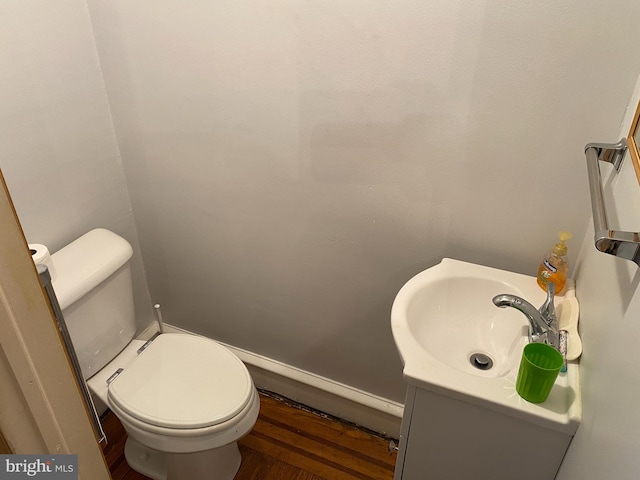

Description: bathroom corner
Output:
[2,1,640,479]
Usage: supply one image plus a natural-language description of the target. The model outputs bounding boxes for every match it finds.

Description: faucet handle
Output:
[539,281,556,326]
[546,281,556,297]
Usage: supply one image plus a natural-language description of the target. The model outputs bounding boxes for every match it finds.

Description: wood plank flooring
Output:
[103,391,398,480]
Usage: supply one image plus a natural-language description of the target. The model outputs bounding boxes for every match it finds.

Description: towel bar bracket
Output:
[585,139,627,171]
[585,138,640,267]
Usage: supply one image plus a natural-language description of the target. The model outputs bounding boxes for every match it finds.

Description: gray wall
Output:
[6,3,640,476]
[86,0,640,402]
[0,1,154,332]
[557,77,640,480]
[2,0,640,414]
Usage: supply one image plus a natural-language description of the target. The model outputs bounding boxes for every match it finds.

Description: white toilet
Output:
[51,228,260,480]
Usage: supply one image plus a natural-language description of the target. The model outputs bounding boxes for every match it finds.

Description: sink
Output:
[404,274,528,378]
[391,258,581,435]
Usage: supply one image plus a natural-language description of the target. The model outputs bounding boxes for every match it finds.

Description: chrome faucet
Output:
[492,282,559,350]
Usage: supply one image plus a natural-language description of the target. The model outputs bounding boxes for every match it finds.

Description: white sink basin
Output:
[391,258,581,434]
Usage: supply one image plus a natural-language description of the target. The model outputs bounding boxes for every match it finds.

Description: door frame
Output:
[0,170,111,479]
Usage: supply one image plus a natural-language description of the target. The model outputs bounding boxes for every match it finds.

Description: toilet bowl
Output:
[88,334,260,480]
[51,228,260,480]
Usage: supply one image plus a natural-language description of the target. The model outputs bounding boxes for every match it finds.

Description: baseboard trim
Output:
[138,323,403,437]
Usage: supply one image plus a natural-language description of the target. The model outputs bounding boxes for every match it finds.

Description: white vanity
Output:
[390,259,581,480]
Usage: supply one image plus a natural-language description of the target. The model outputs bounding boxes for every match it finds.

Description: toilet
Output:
[51,228,260,480]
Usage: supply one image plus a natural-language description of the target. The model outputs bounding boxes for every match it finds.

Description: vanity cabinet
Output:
[393,385,572,480]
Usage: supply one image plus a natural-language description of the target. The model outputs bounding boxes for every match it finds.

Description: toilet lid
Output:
[107,334,253,429]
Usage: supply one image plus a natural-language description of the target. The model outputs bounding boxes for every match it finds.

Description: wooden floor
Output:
[102,392,398,480]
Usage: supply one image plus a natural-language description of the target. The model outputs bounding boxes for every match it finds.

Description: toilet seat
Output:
[110,387,260,453]
[108,334,253,430]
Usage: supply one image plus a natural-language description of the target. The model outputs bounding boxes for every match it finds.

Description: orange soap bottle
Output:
[537,231,572,294]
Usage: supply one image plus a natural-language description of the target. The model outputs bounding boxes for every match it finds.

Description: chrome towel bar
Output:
[585,139,640,267]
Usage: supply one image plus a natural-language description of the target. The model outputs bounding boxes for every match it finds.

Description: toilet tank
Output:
[51,228,136,380]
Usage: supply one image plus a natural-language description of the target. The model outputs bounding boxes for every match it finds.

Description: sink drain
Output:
[469,353,493,370]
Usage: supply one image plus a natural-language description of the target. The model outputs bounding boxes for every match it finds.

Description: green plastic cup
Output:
[515,343,563,403]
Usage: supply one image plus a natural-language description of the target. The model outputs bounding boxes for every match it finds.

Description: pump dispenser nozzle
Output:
[553,231,573,256]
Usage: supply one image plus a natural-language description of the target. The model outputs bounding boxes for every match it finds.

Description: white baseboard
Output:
[138,323,403,437]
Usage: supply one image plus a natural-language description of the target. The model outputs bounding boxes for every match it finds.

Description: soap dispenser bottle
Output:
[537,231,572,294]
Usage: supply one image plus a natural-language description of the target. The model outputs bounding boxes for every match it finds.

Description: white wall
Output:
[88,0,640,400]
[557,78,640,479]
[4,4,640,474]
[3,0,640,432]
[0,1,153,331]
[85,0,640,402]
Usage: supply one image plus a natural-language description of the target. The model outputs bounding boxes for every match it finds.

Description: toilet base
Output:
[124,436,242,480]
